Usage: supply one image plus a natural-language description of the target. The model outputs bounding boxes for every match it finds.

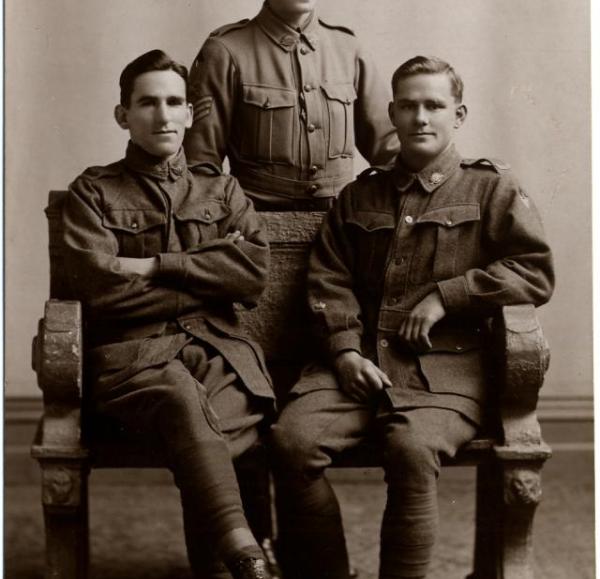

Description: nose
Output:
[414,105,429,126]
[155,102,169,124]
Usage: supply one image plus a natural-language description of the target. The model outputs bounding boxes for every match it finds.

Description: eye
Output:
[167,97,186,107]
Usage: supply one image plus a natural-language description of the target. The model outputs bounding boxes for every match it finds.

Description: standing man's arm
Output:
[184,37,238,169]
[354,46,400,168]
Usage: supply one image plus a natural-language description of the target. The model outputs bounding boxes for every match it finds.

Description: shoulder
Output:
[460,157,511,173]
[189,163,240,198]
[209,18,252,38]
[318,17,356,37]
[69,160,124,192]
[339,167,392,207]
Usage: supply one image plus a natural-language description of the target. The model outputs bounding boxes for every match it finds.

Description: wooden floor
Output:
[4,450,594,579]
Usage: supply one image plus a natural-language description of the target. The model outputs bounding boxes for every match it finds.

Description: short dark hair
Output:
[391,56,464,103]
[119,49,188,107]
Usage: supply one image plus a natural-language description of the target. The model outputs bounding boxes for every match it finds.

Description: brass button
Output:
[307,123,316,133]
[263,99,271,109]
[204,210,211,219]
[131,221,138,229]
[445,219,453,226]
[307,184,319,195]
[310,165,319,175]
[300,46,309,55]
[389,297,398,305]
[304,83,313,92]
[404,215,413,224]
[183,323,191,330]
[455,345,463,351]
[430,172,443,184]
[380,339,389,348]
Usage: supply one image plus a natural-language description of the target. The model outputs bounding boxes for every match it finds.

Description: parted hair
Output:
[119,49,189,107]
[391,56,464,103]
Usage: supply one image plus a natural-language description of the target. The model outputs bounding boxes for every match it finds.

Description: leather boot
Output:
[229,556,272,579]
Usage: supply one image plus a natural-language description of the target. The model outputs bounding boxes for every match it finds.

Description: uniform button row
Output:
[307,123,317,132]
[309,165,319,175]
[404,215,413,224]
[303,83,314,92]
[300,46,309,55]
[307,184,319,194]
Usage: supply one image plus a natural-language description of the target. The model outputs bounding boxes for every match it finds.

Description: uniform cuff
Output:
[328,331,363,359]
[158,253,186,280]
[437,277,471,313]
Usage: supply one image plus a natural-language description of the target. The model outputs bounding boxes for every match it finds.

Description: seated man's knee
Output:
[384,431,440,483]
[270,415,324,476]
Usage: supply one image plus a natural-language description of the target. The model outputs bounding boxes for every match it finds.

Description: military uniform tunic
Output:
[302,144,554,424]
[184,3,399,209]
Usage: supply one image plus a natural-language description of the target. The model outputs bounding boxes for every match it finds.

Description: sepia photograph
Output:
[5,1,593,578]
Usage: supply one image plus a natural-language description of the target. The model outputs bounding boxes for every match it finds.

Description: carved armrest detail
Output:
[31,299,86,458]
[492,304,551,460]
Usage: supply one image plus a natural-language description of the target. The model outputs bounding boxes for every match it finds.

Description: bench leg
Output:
[469,459,545,579]
[470,461,502,579]
[41,462,90,579]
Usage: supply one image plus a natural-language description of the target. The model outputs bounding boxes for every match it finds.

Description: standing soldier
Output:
[184,0,400,210]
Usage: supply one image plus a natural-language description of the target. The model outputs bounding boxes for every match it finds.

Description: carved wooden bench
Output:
[32,191,552,579]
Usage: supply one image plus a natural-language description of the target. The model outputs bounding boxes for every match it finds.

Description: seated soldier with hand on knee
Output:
[271,56,554,579]
[62,49,275,579]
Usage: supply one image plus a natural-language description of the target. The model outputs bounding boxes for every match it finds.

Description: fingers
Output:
[225,230,244,243]
[335,353,391,402]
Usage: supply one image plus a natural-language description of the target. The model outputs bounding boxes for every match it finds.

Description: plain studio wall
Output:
[6,1,590,402]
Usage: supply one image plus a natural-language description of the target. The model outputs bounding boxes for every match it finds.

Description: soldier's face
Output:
[114,70,192,159]
[269,0,317,21]
[389,73,467,170]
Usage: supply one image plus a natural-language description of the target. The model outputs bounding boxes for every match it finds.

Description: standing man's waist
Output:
[232,163,353,208]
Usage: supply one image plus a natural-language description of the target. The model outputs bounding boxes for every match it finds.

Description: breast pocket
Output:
[321,83,357,159]
[102,209,166,257]
[410,204,480,284]
[174,200,231,248]
[240,84,297,165]
[347,210,395,287]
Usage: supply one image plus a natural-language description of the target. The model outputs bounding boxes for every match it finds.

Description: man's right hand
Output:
[333,350,392,403]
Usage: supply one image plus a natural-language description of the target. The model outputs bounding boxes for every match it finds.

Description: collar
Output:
[256,3,319,52]
[124,141,187,181]
[393,145,462,193]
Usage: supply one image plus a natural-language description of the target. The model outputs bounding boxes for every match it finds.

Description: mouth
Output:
[409,132,435,137]
[153,130,178,135]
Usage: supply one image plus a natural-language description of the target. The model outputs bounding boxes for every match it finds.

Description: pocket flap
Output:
[416,204,480,227]
[174,200,231,224]
[102,209,166,234]
[321,83,357,105]
[422,328,483,354]
[347,211,395,232]
[242,84,297,109]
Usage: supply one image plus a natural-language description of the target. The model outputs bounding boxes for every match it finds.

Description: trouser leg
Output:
[378,408,476,579]
[179,343,271,578]
[271,365,372,579]
[93,346,269,578]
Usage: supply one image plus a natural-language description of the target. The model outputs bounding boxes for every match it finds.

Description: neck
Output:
[268,4,311,29]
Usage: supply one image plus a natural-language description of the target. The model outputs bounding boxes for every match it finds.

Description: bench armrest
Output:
[31,299,86,458]
[492,304,551,459]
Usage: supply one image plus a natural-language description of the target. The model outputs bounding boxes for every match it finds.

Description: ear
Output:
[454,104,467,129]
[185,102,193,129]
[388,101,396,126]
[114,105,129,130]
